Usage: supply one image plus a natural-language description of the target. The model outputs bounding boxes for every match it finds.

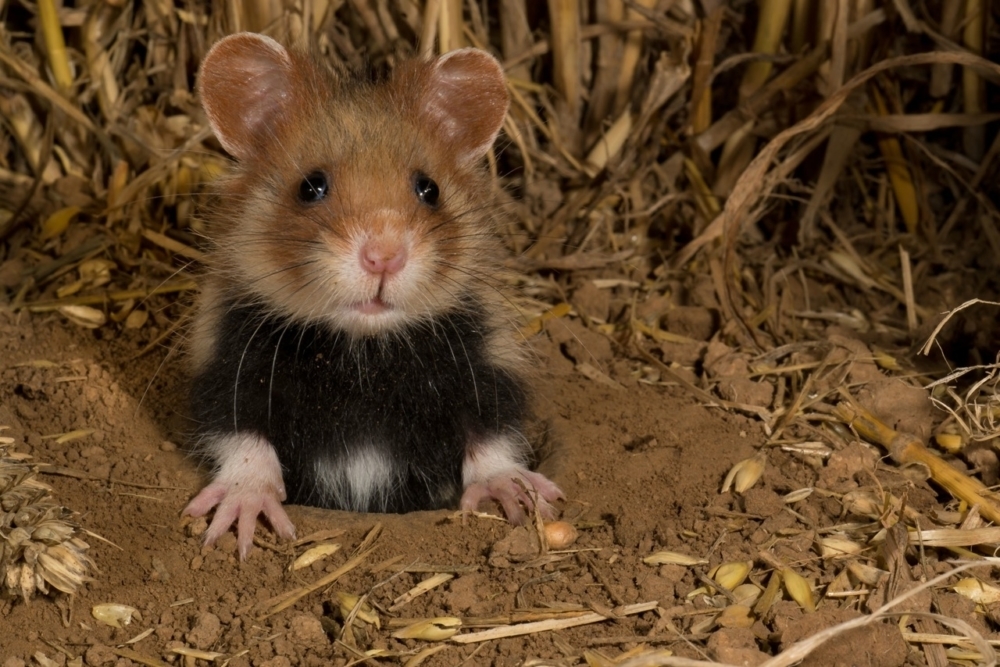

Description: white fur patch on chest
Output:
[314,444,398,512]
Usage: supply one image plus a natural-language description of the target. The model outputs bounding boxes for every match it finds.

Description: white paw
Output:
[460,467,563,524]
[184,433,296,559]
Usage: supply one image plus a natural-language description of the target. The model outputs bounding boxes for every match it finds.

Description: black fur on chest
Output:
[190,298,528,513]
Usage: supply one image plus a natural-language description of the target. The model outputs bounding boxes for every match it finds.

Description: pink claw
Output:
[460,468,564,524]
[184,435,296,560]
[185,481,295,560]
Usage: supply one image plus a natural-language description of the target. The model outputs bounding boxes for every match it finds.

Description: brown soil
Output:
[0,306,953,666]
[0,303,752,664]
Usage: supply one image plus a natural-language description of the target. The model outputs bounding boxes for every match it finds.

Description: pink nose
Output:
[360,241,407,276]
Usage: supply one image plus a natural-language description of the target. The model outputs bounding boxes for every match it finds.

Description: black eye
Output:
[413,172,439,207]
[298,171,329,204]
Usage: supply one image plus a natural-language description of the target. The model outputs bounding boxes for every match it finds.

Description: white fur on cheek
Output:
[210,432,287,499]
[462,435,529,486]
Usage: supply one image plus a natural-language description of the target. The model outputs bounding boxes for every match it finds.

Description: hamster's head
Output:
[198,33,510,337]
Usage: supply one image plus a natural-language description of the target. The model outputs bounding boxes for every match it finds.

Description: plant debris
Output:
[0,437,95,603]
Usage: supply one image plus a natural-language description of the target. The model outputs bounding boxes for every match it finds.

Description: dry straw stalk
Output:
[834,394,1000,525]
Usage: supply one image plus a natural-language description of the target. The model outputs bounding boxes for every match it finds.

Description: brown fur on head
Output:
[190,33,514,367]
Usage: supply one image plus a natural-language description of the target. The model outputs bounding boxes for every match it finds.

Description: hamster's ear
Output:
[198,33,295,160]
[420,48,509,165]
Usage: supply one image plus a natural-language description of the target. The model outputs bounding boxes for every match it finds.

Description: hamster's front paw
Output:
[183,434,296,559]
[185,481,295,560]
[460,468,564,525]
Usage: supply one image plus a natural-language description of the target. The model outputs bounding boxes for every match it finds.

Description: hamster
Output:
[182,32,563,559]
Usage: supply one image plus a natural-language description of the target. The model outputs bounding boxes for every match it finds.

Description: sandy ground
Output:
[0,306,951,666]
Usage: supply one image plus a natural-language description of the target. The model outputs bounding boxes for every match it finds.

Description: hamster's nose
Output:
[360,240,408,276]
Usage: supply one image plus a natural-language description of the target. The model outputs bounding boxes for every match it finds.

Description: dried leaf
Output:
[732,583,762,607]
[782,488,814,503]
[818,535,863,559]
[712,561,752,591]
[954,578,1000,605]
[782,567,816,613]
[40,206,80,241]
[336,590,380,627]
[291,543,341,571]
[92,603,140,628]
[643,551,708,566]
[79,259,115,287]
[935,432,964,454]
[123,309,149,329]
[391,617,462,641]
[57,305,106,329]
[721,453,766,494]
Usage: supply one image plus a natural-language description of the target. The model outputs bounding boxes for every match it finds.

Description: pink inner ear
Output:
[199,33,295,160]
[421,49,510,165]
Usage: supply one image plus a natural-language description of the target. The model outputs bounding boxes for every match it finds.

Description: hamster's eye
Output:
[298,171,329,204]
[413,172,440,207]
